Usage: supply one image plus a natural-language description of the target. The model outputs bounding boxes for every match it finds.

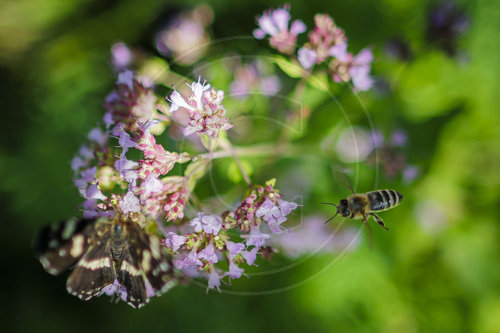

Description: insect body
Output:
[324,189,403,230]
[33,217,176,308]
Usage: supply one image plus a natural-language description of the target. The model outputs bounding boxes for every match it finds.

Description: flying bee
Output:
[323,189,403,231]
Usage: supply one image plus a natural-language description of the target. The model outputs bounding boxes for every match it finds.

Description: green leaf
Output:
[184,159,209,190]
[307,71,330,93]
[227,160,253,183]
[272,55,304,78]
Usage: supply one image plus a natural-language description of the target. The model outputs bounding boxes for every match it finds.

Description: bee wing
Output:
[33,218,96,275]
[363,220,374,250]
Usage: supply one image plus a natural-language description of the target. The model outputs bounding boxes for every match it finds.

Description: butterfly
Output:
[33,217,176,308]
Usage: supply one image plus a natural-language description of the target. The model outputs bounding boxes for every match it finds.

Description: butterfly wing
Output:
[66,224,116,301]
[33,218,96,275]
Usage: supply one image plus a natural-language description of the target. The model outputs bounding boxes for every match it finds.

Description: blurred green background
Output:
[2,0,500,332]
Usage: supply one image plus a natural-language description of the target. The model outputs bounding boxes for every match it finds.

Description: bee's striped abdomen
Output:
[367,190,402,212]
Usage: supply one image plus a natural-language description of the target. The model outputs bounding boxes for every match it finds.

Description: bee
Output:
[323,189,403,230]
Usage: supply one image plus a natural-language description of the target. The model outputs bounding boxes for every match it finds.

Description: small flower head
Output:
[167,78,233,138]
[253,5,306,54]
[306,14,346,63]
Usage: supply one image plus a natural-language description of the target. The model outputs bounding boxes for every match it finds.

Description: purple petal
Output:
[278,199,298,216]
[86,183,106,200]
[253,28,267,39]
[290,20,306,35]
[226,241,245,259]
[79,145,94,159]
[88,128,107,146]
[117,70,134,90]
[103,112,114,129]
[354,48,373,65]
[390,129,408,147]
[201,214,222,235]
[329,42,349,62]
[241,247,258,265]
[80,166,97,182]
[119,191,141,214]
[245,227,271,247]
[143,176,163,196]
[271,8,291,32]
[225,261,245,279]
[118,129,137,150]
[259,76,281,96]
[71,156,85,172]
[371,130,384,148]
[165,232,187,251]
[298,47,317,69]
[350,66,373,91]
[111,42,132,69]
[208,269,221,291]
[190,213,203,233]
[403,165,420,183]
[198,243,218,263]
[257,14,278,36]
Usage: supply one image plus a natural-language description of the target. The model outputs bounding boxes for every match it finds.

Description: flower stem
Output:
[218,139,252,186]
[200,142,300,160]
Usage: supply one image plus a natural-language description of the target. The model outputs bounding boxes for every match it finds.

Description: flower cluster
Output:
[168,78,233,138]
[368,129,420,183]
[254,6,374,91]
[69,65,298,303]
[253,4,306,54]
[229,60,281,99]
[155,5,213,65]
[164,179,298,290]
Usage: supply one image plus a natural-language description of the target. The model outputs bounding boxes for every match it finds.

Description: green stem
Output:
[199,142,303,160]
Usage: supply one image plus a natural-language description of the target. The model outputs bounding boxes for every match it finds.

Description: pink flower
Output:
[101,279,128,301]
[85,184,106,201]
[190,213,222,235]
[119,191,141,214]
[165,232,187,251]
[71,156,85,172]
[207,269,221,291]
[175,248,202,269]
[225,261,245,280]
[114,155,138,183]
[229,61,281,100]
[88,128,107,146]
[256,198,298,233]
[329,42,349,62]
[142,176,163,196]
[198,243,218,263]
[117,70,134,90]
[298,47,317,69]
[307,14,346,63]
[244,226,271,247]
[118,128,137,154]
[253,6,306,54]
[225,241,245,259]
[330,46,374,91]
[111,42,132,69]
[167,78,233,138]
[240,247,259,265]
[349,48,374,91]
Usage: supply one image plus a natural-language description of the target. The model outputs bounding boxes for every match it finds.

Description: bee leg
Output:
[369,213,389,231]
[361,213,374,249]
